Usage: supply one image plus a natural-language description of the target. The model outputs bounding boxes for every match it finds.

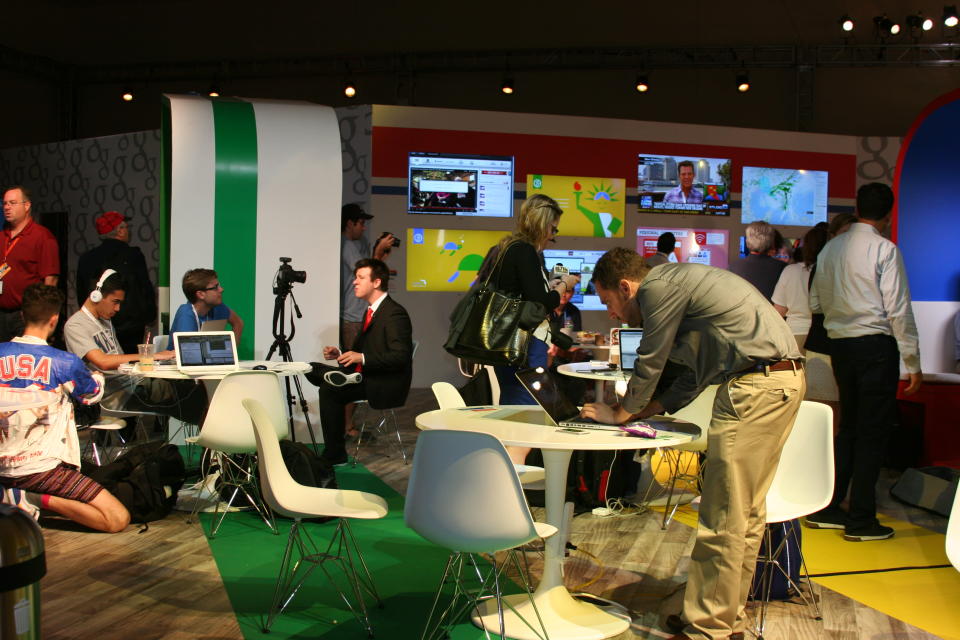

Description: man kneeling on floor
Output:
[0,284,130,532]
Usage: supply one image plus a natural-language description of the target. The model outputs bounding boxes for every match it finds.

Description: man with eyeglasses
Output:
[0,185,60,342]
[76,211,157,354]
[167,268,244,349]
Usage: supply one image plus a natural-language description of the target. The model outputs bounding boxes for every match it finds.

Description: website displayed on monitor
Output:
[637,154,731,216]
[543,249,608,311]
[741,166,829,226]
[637,227,731,269]
[408,152,514,217]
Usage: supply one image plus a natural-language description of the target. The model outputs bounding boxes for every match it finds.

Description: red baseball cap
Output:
[95,211,130,235]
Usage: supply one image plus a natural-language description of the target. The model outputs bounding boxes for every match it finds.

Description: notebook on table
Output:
[173,331,239,375]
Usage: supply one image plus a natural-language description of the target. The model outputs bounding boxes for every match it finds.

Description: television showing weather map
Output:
[637,154,731,216]
[741,166,829,226]
[406,228,504,292]
[526,174,625,238]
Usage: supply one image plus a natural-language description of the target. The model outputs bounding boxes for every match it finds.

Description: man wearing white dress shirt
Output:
[806,182,922,542]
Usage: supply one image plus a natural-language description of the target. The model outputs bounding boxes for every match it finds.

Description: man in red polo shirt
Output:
[0,186,60,341]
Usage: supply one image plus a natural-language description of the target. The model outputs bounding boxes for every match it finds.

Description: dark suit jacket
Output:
[351,294,413,409]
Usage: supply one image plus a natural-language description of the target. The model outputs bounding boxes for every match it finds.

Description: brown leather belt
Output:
[738,360,804,376]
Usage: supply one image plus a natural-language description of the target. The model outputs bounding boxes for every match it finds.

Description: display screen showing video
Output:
[637,227,731,269]
[741,166,828,226]
[637,154,731,216]
[408,152,514,217]
[406,228,505,292]
[543,249,608,311]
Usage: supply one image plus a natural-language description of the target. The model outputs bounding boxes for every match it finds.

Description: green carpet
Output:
[201,462,522,639]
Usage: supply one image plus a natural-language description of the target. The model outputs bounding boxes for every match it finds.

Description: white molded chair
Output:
[152,334,168,352]
[431,382,545,487]
[752,400,834,638]
[353,340,418,466]
[652,385,717,528]
[947,485,960,572]
[405,429,556,640]
[244,398,388,636]
[187,370,287,537]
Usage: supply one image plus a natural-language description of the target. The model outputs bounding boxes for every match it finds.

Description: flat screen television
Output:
[406,228,505,292]
[740,166,828,226]
[408,152,514,217]
[637,227,731,269]
[637,154,731,216]
[542,249,608,311]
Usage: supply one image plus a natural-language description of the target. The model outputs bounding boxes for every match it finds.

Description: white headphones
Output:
[90,269,117,303]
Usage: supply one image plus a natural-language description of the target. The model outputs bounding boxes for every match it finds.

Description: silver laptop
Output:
[173,331,239,375]
[618,328,644,371]
[514,367,627,431]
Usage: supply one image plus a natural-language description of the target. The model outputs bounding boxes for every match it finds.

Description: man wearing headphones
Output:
[63,270,206,427]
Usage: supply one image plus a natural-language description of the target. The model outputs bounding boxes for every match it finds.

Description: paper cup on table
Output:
[137,344,155,371]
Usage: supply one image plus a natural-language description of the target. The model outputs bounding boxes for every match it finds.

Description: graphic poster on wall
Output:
[636,227,731,269]
[526,174,625,238]
[406,228,504,292]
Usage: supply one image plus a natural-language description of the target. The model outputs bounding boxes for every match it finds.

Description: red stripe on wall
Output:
[372,126,857,197]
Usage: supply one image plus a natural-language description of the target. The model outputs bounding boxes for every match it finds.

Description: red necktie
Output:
[356,307,373,373]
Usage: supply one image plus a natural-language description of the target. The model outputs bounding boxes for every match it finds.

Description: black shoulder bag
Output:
[444,241,548,367]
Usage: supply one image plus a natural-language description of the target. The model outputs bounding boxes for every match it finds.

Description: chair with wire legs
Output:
[353,340,418,466]
[186,370,287,538]
[243,397,388,636]
[405,429,556,640]
[751,400,834,639]
[431,381,545,487]
[647,385,716,529]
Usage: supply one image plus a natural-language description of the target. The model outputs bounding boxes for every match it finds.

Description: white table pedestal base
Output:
[471,585,630,640]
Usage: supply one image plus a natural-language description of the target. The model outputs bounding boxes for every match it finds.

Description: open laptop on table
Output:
[508,366,637,432]
[173,331,239,376]
[618,328,643,371]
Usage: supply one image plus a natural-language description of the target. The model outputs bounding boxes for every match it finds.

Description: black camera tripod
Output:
[266,282,320,454]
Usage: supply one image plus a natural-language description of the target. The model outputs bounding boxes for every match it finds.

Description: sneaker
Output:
[1,487,40,521]
[804,508,847,530]
[843,523,894,542]
[323,370,362,387]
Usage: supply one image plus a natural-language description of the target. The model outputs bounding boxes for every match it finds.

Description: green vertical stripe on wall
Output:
[211,99,258,359]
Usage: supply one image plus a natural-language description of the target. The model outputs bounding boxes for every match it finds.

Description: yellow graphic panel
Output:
[406,228,505,292]
[526,174,626,238]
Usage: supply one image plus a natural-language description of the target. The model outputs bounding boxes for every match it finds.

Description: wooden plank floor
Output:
[40,388,948,640]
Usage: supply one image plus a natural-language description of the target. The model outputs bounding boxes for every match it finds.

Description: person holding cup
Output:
[64,269,207,430]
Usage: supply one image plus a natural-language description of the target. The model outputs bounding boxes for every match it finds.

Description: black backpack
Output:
[83,443,186,524]
[278,440,337,490]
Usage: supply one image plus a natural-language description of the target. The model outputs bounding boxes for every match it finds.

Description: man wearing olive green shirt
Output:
[581,248,804,640]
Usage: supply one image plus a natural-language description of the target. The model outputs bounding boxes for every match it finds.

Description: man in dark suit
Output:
[305,258,412,465]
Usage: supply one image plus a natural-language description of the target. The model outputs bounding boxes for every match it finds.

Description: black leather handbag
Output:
[444,241,547,367]
[804,265,833,355]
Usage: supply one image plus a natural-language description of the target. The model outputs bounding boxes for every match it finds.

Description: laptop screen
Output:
[618,329,644,371]
[176,333,237,368]
[514,367,581,425]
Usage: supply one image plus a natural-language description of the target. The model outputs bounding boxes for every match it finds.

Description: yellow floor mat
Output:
[656,506,960,639]
[803,514,960,640]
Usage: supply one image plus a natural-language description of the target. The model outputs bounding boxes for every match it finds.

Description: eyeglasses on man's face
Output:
[2,200,27,207]
[203,283,223,291]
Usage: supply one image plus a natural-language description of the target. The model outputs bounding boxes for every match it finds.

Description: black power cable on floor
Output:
[808,564,953,578]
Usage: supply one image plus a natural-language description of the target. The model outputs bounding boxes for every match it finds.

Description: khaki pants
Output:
[682,367,805,640]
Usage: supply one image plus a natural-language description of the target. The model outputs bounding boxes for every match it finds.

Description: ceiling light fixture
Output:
[121,88,134,102]
[839,14,855,31]
[736,72,750,93]
[875,15,897,37]
[944,5,959,27]
[500,77,514,95]
[635,74,649,93]
[207,84,220,98]
[343,79,357,99]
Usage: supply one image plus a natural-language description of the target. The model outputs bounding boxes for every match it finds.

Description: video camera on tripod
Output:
[273,257,307,294]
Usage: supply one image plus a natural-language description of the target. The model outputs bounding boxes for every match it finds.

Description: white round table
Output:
[415,405,695,640]
[117,361,310,380]
[556,362,631,402]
